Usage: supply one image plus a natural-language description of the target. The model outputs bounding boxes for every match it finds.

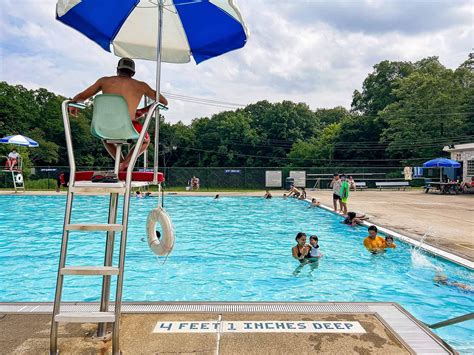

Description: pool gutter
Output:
[313,200,474,270]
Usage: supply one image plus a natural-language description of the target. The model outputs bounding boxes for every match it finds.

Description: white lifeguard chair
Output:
[50,96,168,354]
[1,155,25,192]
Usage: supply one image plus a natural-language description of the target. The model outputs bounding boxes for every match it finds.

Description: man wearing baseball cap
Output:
[69,58,168,171]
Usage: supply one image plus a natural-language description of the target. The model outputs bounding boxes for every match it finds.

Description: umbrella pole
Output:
[153,0,164,186]
[440,167,442,182]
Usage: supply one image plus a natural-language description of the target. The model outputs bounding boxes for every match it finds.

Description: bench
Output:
[354,182,367,190]
[375,181,410,191]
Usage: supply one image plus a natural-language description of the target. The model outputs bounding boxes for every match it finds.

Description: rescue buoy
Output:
[15,173,23,185]
[146,206,175,256]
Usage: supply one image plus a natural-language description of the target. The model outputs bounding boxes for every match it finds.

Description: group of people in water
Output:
[292,225,396,266]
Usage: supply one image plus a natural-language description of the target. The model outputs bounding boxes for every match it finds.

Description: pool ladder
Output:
[50,100,161,355]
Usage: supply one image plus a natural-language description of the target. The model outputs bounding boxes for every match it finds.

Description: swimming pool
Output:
[0,195,472,352]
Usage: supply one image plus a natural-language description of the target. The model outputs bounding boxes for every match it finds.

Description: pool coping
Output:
[0,301,456,354]
[312,199,474,270]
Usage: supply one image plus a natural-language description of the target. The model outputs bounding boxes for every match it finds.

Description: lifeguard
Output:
[69,58,168,171]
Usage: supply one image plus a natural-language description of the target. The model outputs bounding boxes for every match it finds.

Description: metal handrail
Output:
[113,100,160,352]
[426,313,474,329]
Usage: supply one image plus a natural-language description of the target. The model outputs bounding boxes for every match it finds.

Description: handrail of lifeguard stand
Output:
[61,99,166,183]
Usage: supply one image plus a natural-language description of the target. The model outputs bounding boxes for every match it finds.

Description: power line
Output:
[167,134,474,151]
[176,146,441,162]
[162,92,474,118]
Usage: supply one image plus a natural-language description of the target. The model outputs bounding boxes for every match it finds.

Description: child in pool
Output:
[309,235,323,258]
[385,235,396,248]
[308,198,321,208]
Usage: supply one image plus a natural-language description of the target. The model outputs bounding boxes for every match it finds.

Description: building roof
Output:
[443,143,474,152]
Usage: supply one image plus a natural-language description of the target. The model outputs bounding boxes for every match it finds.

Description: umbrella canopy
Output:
[0,135,39,147]
[423,158,461,168]
[56,0,249,64]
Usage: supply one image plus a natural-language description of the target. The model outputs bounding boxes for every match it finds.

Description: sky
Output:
[0,0,472,124]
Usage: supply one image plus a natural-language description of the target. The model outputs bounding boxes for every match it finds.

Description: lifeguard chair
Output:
[1,154,25,192]
[50,95,167,353]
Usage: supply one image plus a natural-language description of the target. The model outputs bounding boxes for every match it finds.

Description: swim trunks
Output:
[333,193,341,200]
[132,121,150,141]
[341,197,348,203]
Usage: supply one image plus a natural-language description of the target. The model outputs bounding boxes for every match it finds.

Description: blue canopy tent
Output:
[423,158,461,181]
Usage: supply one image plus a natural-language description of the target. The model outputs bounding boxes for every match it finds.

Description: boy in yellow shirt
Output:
[363,226,386,253]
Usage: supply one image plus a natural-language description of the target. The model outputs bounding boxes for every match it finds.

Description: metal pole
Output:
[112,102,160,355]
[427,312,474,329]
[153,0,164,185]
[50,100,77,354]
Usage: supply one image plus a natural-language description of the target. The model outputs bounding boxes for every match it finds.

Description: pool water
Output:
[0,195,473,352]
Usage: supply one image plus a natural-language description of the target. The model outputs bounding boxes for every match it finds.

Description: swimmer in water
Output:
[136,191,143,199]
[292,232,311,262]
[434,273,473,292]
[264,190,272,199]
[308,198,321,208]
[342,212,368,227]
[298,187,307,200]
[384,235,396,248]
[363,225,386,254]
[214,194,220,199]
[308,235,323,259]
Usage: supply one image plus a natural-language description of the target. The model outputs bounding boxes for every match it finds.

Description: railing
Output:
[426,312,474,329]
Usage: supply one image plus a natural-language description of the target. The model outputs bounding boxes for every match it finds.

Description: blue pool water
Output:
[0,195,473,352]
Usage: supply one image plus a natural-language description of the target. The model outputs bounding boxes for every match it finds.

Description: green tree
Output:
[380,61,473,159]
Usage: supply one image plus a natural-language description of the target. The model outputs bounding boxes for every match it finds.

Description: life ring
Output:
[146,207,175,256]
[15,173,23,184]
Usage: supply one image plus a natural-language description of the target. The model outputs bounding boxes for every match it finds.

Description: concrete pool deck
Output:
[0,302,455,354]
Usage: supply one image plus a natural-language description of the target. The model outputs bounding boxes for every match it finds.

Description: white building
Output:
[443,143,474,181]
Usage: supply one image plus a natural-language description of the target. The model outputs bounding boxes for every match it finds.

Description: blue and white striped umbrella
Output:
[56,0,248,64]
[0,135,39,147]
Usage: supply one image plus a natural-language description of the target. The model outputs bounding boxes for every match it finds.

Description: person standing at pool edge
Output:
[363,225,386,253]
[69,58,168,171]
[340,174,349,215]
[330,173,342,212]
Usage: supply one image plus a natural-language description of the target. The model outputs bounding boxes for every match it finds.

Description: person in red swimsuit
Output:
[69,58,168,170]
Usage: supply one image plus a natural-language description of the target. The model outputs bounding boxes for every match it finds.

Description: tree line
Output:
[0,56,472,168]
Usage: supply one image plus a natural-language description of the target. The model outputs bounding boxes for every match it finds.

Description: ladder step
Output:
[60,266,120,275]
[65,223,123,232]
[55,312,115,323]
[71,181,126,194]
[71,186,127,194]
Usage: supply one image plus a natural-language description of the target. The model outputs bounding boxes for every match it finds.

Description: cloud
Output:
[280,0,472,34]
[0,0,472,124]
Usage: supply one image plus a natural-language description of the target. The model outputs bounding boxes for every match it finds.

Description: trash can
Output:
[285,177,294,190]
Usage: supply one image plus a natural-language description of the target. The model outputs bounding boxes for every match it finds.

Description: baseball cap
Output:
[117,58,135,75]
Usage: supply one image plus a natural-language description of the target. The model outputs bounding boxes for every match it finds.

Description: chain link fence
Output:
[1,165,434,190]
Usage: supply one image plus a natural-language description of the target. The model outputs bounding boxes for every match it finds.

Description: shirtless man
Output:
[69,58,168,170]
